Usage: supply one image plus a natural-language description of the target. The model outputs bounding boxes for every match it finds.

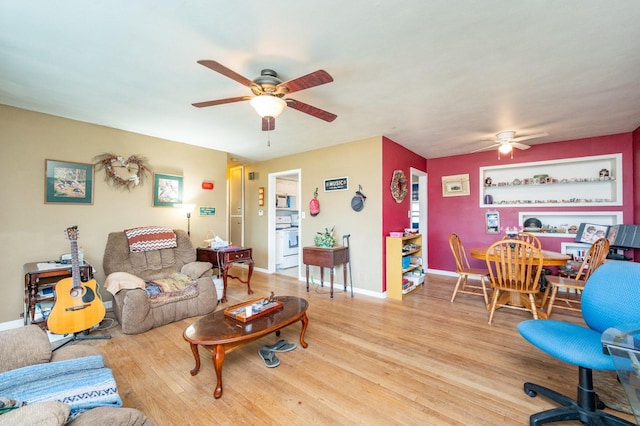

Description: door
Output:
[268,169,301,274]
[229,166,244,246]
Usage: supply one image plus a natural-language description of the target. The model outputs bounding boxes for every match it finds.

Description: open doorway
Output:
[410,168,428,270]
[267,169,302,277]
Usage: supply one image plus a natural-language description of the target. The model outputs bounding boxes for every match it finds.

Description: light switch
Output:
[301,212,306,219]
[258,210,264,216]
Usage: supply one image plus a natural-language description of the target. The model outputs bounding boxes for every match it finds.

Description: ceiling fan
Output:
[192,60,337,131]
[472,130,549,158]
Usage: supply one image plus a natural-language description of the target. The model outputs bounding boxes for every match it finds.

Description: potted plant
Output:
[314,226,336,248]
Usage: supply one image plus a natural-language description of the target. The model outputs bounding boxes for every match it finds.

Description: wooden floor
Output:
[84,269,634,425]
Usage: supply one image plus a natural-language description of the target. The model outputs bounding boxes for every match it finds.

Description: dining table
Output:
[469,246,571,266]
[469,245,571,318]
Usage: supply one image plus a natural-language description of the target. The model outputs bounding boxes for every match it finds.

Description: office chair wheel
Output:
[526,389,538,398]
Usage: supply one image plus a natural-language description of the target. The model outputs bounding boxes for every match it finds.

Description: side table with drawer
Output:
[196,247,254,303]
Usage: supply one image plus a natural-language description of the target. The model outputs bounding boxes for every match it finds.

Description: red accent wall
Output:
[427,133,634,272]
[382,137,427,291]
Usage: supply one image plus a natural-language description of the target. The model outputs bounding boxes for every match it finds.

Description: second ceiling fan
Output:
[472,130,549,158]
[192,60,337,131]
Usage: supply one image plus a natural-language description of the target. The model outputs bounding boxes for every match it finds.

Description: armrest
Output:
[0,401,70,426]
[181,261,213,279]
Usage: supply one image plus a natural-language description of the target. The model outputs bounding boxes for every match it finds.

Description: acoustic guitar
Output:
[47,226,106,335]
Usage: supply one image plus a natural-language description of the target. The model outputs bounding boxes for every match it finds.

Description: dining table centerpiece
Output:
[314,226,336,248]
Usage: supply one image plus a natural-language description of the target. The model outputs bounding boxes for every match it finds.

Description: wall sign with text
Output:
[324,176,349,192]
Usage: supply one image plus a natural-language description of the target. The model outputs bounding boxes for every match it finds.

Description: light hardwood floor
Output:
[85,268,633,425]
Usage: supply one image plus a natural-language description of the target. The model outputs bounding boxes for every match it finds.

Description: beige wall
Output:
[0,106,228,323]
[244,137,384,294]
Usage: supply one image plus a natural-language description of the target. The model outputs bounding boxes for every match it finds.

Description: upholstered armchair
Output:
[103,228,217,334]
[0,325,150,425]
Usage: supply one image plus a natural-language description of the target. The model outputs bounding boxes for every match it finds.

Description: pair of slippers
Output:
[258,339,297,368]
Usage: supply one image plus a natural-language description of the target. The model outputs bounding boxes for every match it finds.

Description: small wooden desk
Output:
[303,245,350,298]
[23,262,94,327]
[196,247,254,303]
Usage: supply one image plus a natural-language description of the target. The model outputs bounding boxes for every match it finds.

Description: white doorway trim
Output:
[267,168,302,274]
[410,167,428,270]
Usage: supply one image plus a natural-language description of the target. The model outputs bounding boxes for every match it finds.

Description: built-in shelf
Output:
[480,154,622,208]
[518,211,623,238]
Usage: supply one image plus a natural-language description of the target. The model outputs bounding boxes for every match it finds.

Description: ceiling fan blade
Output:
[511,142,532,150]
[277,70,334,94]
[197,60,253,87]
[470,143,500,153]
[511,132,549,143]
[262,117,275,131]
[192,96,250,108]
[286,98,337,122]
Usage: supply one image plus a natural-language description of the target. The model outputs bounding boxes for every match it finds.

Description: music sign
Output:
[324,176,349,192]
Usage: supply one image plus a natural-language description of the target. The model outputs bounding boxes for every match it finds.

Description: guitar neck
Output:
[70,239,81,289]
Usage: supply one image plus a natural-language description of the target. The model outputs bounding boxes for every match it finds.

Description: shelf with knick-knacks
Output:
[480,153,622,208]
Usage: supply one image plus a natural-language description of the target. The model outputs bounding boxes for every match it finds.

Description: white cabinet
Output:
[480,154,622,208]
[276,179,298,211]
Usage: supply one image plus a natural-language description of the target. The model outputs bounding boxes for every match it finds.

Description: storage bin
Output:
[403,273,425,286]
[402,256,411,269]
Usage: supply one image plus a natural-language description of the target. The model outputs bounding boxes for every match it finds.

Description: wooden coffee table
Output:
[183,296,309,398]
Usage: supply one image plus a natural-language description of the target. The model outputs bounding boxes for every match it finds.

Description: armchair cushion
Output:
[0,401,70,426]
[0,325,51,373]
[182,261,214,280]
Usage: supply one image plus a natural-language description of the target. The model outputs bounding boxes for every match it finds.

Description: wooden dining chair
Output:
[502,232,542,249]
[541,237,610,318]
[448,233,490,306]
[485,239,544,324]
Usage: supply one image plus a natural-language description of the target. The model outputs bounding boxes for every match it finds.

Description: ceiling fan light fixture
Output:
[249,95,286,118]
[498,143,513,154]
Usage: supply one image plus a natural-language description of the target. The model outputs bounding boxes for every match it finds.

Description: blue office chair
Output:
[518,261,640,425]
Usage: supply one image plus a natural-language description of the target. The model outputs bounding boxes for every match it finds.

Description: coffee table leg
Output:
[299,312,309,348]
[212,344,226,398]
[189,343,201,376]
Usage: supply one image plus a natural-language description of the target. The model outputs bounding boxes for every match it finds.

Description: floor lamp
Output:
[182,204,195,237]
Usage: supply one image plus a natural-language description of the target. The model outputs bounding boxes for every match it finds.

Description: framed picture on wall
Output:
[486,211,500,234]
[153,173,183,207]
[44,159,94,204]
[441,174,470,197]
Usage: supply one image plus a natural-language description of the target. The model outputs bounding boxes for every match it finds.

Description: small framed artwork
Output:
[44,159,94,204]
[486,211,500,234]
[442,174,470,197]
[153,173,183,207]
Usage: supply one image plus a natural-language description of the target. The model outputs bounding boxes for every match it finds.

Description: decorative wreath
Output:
[93,153,150,191]
[391,169,408,203]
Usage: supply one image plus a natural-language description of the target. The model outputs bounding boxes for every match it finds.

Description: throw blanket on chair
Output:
[0,355,122,420]
[145,273,199,307]
[124,226,177,253]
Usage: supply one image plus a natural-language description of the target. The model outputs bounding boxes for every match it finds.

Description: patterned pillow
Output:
[124,226,177,253]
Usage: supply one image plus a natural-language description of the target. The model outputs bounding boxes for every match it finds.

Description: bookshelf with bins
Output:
[386,234,424,300]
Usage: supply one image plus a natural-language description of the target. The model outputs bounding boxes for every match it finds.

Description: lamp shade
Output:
[249,95,286,118]
[498,143,513,154]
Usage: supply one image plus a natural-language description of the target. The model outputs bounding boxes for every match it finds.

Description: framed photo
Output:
[153,173,183,207]
[486,211,500,234]
[44,159,94,204]
[442,174,470,197]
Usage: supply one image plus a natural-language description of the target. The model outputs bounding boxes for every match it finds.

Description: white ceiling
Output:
[2,1,640,162]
